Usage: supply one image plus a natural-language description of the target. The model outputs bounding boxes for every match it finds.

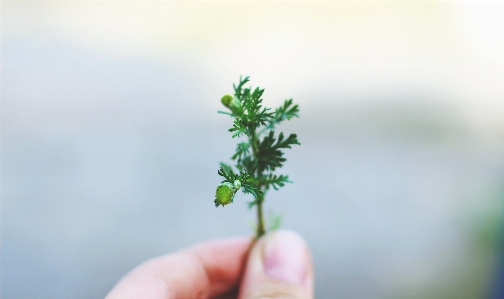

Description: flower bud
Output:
[221,95,233,107]
[215,182,236,207]
[221,94,242,114]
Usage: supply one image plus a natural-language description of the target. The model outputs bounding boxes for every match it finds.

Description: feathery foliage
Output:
[214,76,300,238]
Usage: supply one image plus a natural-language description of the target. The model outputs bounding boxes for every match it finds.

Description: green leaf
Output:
[242,183,263,198]
[247,199,257,209]
[257,131,300,173]
[268,212,283,230]
[231,142,250,163]
[219,163,233,175]
[262,173,291,190]
[273,99,299,123]
[217,167,237,184]
[233,76,250,99]
[218,110,233,116]
[228,119,247,138]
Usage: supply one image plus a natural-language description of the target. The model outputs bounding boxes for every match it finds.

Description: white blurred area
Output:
[3,1,504,139]
[2,2,504,299]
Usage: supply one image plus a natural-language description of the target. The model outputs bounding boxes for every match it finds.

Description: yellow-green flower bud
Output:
[215,182,235,207]
[221,95,233,107]
[221,94,242,114]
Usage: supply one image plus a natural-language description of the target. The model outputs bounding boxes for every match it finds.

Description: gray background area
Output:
[2,2,504,299]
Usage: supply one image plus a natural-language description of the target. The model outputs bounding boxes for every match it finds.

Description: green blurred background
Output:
[2,1,504,298]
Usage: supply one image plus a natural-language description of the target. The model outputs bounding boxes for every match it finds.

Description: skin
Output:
[105,230,313,299]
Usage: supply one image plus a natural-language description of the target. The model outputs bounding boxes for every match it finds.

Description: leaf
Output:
[262,173,291,190]
[228,119,247,138]
[218,110,233,116]
[219,163,233,175]
[268,212,283,230]
[242,183,263,198]
[217,167,237,183]
[233,76,250,99]
[247,199,258,209]
[274,99,299,123]
[256,131,300,173]
[231,142,250,163]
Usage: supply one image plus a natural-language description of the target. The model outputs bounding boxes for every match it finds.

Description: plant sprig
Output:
[214,76,300,238]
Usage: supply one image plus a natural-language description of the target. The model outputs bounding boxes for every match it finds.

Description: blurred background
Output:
[2,1,504,298]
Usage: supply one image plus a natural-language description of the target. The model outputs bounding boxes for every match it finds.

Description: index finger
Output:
[105,236,252,299]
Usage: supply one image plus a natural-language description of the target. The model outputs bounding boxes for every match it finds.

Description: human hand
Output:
[105,230,313,299]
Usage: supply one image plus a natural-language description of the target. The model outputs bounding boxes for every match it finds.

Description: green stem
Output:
[250,126,266,238]
[256,194,265,237]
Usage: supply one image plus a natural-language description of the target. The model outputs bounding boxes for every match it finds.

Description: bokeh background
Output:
[2,1,504,298]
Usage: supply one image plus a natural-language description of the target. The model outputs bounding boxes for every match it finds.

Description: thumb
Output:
[238,230,314,299]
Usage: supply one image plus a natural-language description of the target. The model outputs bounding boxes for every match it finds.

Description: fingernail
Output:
[263,230,308,284]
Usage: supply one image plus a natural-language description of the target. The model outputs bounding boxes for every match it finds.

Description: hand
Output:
[105,230,314,299]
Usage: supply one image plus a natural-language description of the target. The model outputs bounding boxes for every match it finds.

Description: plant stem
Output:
[250,127,266,238]
[256,194,265,237]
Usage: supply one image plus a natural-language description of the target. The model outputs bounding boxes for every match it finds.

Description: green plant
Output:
[214,76,300,238]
